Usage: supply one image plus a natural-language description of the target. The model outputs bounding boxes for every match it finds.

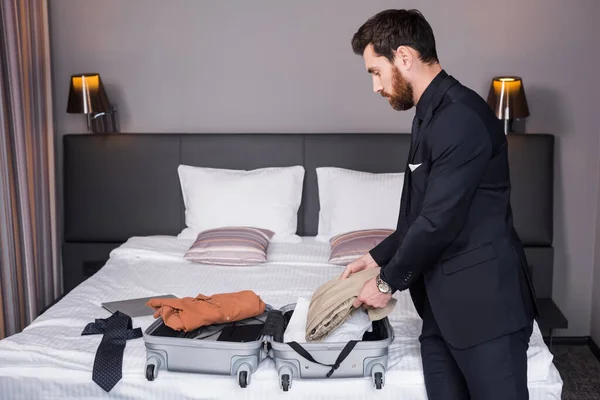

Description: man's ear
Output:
[393,45,414,70]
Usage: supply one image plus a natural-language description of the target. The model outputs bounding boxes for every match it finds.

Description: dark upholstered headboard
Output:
[62,133,555,298]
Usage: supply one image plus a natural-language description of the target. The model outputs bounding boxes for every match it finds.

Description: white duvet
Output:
[0,236,563,399]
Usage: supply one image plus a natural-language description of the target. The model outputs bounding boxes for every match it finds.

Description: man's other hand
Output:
[339,252,378,279]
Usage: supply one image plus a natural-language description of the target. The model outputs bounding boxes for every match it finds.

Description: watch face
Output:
[378,281,390,293]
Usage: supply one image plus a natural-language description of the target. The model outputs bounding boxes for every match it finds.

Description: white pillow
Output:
[315,167,404,242]
[177,165,305,243]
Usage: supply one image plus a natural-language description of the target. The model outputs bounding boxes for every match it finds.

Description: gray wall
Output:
[49,0,600,337]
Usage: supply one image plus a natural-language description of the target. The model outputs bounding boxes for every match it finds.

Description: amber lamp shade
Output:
[486,76,530,134]
[67,73,111,114]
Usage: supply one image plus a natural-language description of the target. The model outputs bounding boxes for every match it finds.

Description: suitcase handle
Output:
[287,340,359,378]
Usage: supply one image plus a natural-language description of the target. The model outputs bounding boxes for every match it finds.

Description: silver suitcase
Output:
[265,303,395,392]
[142,303,394,391]
[142,309,270,388]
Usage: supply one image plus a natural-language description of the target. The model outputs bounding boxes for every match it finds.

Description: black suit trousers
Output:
[419,293,533,400]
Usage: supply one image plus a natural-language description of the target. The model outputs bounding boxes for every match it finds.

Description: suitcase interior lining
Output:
[147,313,268,342]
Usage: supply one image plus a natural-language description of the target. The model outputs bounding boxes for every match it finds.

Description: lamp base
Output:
[87,108,119,133]
[503,119,513,135]
[503,118,527,135]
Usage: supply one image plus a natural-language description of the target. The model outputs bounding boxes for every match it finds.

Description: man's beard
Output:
[382,67,414,111]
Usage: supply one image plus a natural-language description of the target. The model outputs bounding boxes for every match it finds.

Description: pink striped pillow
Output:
[184,227,275,266]
[328,229,394,265]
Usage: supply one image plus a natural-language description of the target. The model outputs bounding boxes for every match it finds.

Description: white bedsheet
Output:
[0,236,563,399]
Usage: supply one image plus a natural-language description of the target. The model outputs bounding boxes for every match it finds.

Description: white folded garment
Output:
[283,297,372,343]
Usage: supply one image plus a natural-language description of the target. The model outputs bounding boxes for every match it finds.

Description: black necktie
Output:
[411,114,421,146]
[82,311,142,392]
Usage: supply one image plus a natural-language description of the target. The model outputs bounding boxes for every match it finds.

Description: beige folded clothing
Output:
[305,267,396,342]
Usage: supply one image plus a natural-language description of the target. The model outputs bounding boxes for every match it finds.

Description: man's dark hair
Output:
[351,9,438,65]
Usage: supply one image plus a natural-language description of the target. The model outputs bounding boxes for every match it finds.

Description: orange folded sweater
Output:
[146,290,266,332]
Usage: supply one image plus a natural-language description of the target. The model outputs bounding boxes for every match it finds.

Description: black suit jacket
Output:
[370,70,537,350]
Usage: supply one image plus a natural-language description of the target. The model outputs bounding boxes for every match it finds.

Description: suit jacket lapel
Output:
[409,76,459,164]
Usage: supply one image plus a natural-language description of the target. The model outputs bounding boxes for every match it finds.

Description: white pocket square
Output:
[409,163,422,172]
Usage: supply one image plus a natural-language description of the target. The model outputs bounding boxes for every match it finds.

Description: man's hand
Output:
[352,276,393,308]
[339,252,379,279]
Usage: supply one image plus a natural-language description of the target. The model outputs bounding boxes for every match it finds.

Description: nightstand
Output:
[535,298,568,350]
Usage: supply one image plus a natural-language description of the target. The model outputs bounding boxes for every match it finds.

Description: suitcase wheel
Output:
[371,363,385,389]
[146,364,156,381]
[238,370,248,388]
[281,374,290,392]
[374,372,383,390]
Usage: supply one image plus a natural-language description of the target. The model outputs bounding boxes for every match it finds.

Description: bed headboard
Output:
[62,133,555,297]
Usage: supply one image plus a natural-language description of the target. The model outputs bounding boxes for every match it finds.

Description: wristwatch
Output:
[376,273,391,294]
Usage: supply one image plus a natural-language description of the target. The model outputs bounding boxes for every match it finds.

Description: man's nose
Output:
[373,83,383,94]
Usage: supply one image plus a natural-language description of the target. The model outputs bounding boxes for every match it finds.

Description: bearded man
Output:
[341,9,538,400]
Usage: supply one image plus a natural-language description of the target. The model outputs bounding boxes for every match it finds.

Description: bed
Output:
[0,133,563,399]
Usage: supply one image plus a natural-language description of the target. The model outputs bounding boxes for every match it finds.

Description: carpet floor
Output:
[551,344,600,399]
